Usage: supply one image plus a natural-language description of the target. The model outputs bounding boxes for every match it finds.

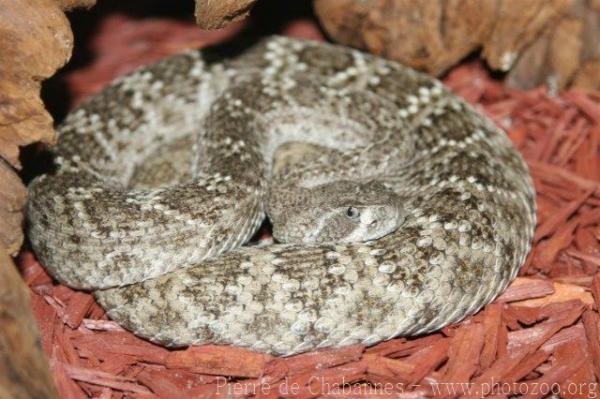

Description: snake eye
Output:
[346,207,360,219]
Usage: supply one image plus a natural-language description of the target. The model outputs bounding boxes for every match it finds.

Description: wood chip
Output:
[165,345,272,378]
[495,277,555,302]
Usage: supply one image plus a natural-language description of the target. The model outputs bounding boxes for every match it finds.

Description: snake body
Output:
[28,36,535,356]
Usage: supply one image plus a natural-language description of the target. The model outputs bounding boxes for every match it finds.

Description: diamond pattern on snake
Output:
[27,36,536,356]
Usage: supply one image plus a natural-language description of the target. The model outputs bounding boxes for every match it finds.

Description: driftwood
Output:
[314,0,600,90]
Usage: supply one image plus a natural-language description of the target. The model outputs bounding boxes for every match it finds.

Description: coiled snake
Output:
[28,36,535,356]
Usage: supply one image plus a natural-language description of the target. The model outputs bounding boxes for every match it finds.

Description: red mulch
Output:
[20,13,600,399]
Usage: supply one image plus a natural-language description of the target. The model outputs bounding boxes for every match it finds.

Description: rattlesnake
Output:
[27,36,536,356]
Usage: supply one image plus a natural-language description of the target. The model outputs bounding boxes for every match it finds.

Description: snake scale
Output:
[27,36,535,356]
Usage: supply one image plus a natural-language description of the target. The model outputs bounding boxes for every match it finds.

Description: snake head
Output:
[269,181,406,245]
